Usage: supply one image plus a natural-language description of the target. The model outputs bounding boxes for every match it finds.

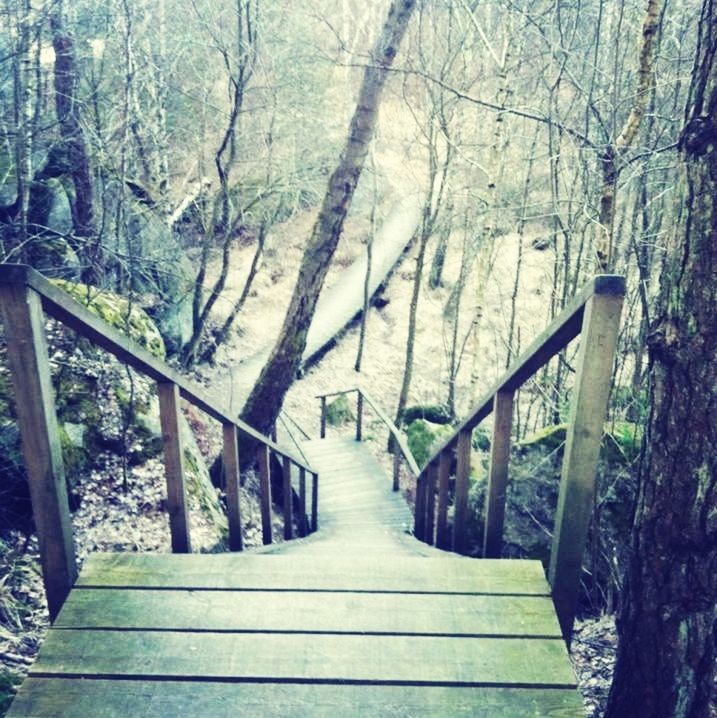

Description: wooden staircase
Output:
[7,437,583,717]
[1,266,625,716]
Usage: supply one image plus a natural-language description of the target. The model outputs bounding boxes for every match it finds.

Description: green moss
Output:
[0,669,22,716]
[407,419,455,468]
[518,424,568,452]
[325,395,354,427]
[51,280,166,359]
[518,422,642,465]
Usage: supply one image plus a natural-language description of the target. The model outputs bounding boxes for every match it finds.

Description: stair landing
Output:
[8,438,584,717]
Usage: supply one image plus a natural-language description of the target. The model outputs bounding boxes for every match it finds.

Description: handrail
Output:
[0,264,319,621]
[411,273,625,645]
[422,274,625,467]
[316,386,420,489]
[0,265,314,475]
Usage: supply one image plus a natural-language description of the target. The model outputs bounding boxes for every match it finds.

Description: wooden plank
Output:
[435,450,452,550]
[452,429,472,554]
[222,423,243,552]
[549,290,624,643]
[257,445,273,545]
[0,284,77,621]
[7,678,585,717]
[77,554,552,595]
[31,630,577,687]
[157,382,191,553]
[55,589,562,637]
[483,390,514,558]
[282,456,293,540]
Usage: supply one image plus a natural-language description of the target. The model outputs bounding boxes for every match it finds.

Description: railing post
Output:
[0,283,77,621]
[157,382,192,553]
[222,423,243,551]
[435,449,452,549]
[311,472,319,532]
[356,391,363,441]
[283,456,293,540]
[298,467,307,537]
[257,445,273,545]
[414,475,426,541]
[424,460,438,546]
[483,390,514,558]
[392,451,400,491]
[320,396,327,438]
[549,288,624,643]
[452,428,472,554]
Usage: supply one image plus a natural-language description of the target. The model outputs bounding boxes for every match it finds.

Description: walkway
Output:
[8,438,584,717]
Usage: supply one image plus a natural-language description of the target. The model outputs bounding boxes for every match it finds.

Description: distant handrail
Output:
[410,273,625,645]
[315,386,420,488]
[0,263,319,621]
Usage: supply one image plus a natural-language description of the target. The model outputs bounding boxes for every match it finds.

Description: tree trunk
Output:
[241,0,416,436]
[596,0,663,272]
[50,1,100,283]
[605,2,717,714]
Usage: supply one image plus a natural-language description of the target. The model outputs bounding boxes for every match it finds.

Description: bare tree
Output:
[241,0,417,436]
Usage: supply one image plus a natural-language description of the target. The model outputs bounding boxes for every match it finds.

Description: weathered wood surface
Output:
[9,680,583,717]
[157,382,191,554]
[56,589,562,636]
[483,390,514,558]
[549,290,625,641]
[8,437,582,717]
[0,284,77,621]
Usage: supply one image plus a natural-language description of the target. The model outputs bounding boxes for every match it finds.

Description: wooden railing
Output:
[412,274,625,641]
[0,264,319,621]
[317,387,420,490]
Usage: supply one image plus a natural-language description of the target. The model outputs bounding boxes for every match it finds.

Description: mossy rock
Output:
[401,404,452,425]
[51,280,166,359]
[517,421,642,465]
[407,419,455,468]
[325,395,354,427]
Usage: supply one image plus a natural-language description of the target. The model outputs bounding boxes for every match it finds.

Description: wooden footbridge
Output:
[0,266,624,716]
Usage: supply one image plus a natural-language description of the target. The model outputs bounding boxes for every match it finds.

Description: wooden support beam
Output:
[356,391,363,441]
[0,284,77,621]
[483,390,514,558]
[257,445,273,545]
[435,450,452,550]
[298,468,307,537]
[425,461,438,546]
[413,476,426,541]
[320,397,327,439]
[392,452,400,492]
[157,382,191,554]
[549,289,624,643]
[283,456,293,540]
[311,473,319,532]
[452,429,472,554]
[222,423,243,552]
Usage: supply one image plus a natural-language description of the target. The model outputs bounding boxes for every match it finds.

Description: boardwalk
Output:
[8,438,584,717]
